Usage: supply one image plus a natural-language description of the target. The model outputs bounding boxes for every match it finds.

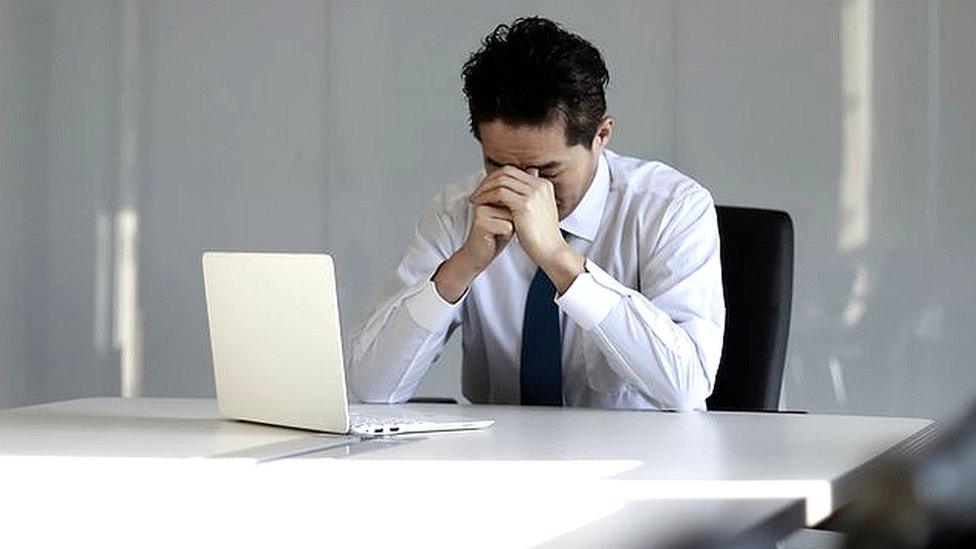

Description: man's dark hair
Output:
[461,16,610,148]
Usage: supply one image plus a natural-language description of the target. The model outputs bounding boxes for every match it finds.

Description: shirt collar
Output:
[558,150,610,242]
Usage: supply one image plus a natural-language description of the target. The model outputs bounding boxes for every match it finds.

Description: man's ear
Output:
[592,116,614,151]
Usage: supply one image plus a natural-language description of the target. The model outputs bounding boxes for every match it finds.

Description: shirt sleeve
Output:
[348,185,469,403]
[555,188,726,410]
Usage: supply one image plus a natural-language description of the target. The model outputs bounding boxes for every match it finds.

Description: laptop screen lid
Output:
[202,252,350,433]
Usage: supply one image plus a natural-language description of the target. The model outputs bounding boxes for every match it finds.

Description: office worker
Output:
[349,17,725,410]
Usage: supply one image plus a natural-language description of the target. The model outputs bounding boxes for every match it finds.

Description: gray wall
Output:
[1,0,974,422]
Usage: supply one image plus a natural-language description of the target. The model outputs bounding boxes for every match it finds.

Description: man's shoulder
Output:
[606,149,713,207]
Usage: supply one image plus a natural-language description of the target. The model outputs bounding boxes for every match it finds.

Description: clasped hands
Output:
[432,165,585,303]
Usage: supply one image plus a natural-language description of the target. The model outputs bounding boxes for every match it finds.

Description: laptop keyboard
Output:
[349,412,428,430]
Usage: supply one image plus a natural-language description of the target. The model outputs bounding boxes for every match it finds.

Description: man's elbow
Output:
[356,392,399,404]
[349,377,391,404]
[347,361,390,404]
[351,384,401,404]
[672,341,718,410]
[663,362,713,411]
[664,390,707,412]
[349,370,409,404]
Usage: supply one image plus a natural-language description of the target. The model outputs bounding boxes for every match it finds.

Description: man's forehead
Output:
[478,119,572,167]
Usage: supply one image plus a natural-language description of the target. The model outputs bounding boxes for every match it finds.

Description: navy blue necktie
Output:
[520,267,563,406]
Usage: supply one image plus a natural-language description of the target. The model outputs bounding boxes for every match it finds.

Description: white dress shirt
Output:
[349,149,725,410]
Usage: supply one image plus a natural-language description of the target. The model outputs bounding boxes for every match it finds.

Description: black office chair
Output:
[705,206,794,411]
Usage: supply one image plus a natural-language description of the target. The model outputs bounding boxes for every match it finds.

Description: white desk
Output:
[0,397,934,547]
[0,397,356,460]
[346,402,935,524]
[0,452,803,548]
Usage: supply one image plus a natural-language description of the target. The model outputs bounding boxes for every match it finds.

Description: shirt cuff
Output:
[555,260,624,331]
[404,279,466,333]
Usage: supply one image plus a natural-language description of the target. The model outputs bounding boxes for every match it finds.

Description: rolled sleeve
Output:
[555,260,624,331]
[404,279,467,333]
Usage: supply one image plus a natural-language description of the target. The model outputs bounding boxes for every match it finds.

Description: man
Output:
[349,17,725,410]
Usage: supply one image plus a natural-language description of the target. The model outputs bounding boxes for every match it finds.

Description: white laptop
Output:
[201,251,493,436]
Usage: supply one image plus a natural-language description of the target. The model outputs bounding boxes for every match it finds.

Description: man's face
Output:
[478,119,606,220]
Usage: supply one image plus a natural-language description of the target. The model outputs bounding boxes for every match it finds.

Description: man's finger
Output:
[470,174,532,202]
[477,164,534,186]
[483,217,514,236]
[496,165,541,185]
[475,204,513,221]
[472,187,523,210]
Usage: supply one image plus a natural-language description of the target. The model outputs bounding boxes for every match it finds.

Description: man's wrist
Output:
[540,243,585,295]
[432,248,481,303]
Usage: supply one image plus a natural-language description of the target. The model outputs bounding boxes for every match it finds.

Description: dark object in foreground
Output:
[843,400,976,548]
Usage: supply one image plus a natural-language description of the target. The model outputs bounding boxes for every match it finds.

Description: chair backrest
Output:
[705,206,794,411]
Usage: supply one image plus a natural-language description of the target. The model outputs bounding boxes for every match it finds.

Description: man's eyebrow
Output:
[533,161,561,171]
[484,156,561,171]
